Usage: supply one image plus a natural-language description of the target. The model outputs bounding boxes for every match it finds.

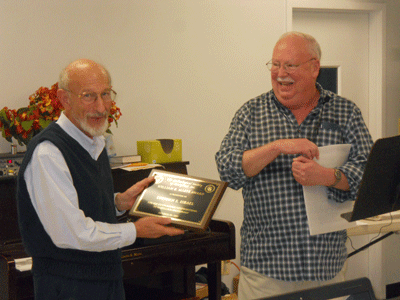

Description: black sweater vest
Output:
[17,122,123,280]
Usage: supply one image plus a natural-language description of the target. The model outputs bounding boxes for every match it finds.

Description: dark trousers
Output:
[33,273,125,300]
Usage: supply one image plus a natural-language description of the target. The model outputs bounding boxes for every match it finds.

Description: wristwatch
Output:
[329,168,342,188]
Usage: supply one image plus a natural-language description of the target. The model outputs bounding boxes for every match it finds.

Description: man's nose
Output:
[93,97,109,113]
[277,64,289,76]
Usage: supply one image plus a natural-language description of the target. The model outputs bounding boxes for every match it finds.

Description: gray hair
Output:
[58,59,112,90]
[277,31,322,60]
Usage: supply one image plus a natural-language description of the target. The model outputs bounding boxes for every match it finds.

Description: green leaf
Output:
[38,119,53,129]
[21,120,34,131]
[0,110,9,122]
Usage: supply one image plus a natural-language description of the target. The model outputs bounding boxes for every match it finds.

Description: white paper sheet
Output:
[14,257,32,272]
[303,144,357,235]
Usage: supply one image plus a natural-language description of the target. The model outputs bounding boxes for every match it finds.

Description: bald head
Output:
[59,59,111,91]
[276,31,322,60]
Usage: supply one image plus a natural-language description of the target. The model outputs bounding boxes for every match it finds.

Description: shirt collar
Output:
[56,112,106,160]
[315,82,330,105]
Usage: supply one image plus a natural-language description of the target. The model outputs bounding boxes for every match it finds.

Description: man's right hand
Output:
[274,138,319,160]
[134,216,185,238]
[242,138,319,177]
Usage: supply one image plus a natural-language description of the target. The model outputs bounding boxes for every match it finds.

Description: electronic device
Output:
[0,152,24,178]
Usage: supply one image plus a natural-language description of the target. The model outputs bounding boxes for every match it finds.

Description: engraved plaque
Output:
[129,169,228,231]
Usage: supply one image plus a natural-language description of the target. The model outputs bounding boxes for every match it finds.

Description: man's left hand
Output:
[115,177,155,211]
[292,156,324,186]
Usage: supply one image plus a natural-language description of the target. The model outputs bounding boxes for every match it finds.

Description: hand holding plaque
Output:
[129,170,228,231]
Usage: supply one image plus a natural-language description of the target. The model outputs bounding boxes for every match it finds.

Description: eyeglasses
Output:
[266,58,316,73]
[66,88,117,104]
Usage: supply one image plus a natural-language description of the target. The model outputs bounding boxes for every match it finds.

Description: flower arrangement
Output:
[0,83,122,146]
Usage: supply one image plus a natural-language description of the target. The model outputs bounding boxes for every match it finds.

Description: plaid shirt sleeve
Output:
[214,100,254,190]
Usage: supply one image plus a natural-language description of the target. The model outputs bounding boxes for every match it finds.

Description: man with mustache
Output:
[17,59,184,300]
[215,32,373,299]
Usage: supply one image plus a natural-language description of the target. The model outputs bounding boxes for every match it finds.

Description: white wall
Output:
[1,0,400,295]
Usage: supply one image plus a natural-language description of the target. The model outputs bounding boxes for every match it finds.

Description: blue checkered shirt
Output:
[215,84,373,281]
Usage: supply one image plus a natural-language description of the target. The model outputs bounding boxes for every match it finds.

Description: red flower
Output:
[15,125,24,134]
[32,120,41,130]
[4,128,11,138]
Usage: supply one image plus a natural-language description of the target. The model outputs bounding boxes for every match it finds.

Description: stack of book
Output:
[109,155,141,165]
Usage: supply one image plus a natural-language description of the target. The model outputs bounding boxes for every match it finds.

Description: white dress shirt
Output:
[24,113,136,252]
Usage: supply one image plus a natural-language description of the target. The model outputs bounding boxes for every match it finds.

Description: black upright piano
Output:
[0,159,235,300]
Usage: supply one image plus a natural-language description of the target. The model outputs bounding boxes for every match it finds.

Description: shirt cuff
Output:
[114,193,126,216]
[119,222,137,247]
[115,208,126,216]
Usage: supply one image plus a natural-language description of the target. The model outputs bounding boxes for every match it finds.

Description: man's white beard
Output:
[81,119,109,137]
[77,113,109,137]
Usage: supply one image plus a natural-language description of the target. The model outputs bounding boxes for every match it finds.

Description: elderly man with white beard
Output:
[17,59,184,300]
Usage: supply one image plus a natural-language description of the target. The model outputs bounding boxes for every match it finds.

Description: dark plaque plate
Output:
[129,169,228,231]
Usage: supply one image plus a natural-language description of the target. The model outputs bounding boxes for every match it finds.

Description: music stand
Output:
[340,135,400,257]
[341,135,400,222]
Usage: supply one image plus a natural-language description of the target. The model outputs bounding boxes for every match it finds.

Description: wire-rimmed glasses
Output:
[266,58,316,73]
[66,88,117,104]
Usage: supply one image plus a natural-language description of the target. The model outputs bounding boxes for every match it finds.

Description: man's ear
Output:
[57,89,71,110]
[311,59,321,79]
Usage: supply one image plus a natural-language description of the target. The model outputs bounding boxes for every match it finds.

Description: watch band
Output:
[329,168,342,188]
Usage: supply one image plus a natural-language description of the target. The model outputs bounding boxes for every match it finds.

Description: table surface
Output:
[346,215,400,236]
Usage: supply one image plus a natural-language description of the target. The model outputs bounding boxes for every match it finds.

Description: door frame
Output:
[286,0,386,140]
